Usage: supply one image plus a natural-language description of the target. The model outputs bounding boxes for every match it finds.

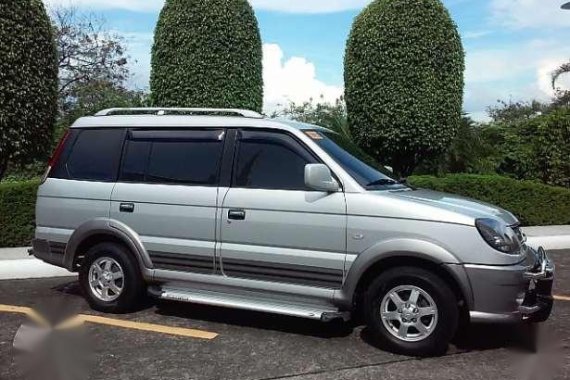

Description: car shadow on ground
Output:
[154,300,356,339]
[53,280,536,352]
[359,323,538,356]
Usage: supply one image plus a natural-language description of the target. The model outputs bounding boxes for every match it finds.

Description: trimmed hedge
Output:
[150,0,263,112]
[0,0,58,174]
[345,0,464,177]
[0,180,39,248]
[409,174,570,226]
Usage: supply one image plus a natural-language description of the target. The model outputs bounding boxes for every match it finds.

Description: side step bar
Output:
[148,286,350,322]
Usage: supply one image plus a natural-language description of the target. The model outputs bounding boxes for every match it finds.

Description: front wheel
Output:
[79,242,145,313]
[364,266,459,357]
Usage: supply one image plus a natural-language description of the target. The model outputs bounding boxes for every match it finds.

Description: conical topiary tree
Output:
[0,0,58,179]
[151,0,263,112]
[345,0,465,177]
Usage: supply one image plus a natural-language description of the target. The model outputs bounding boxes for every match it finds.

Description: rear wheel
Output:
[364,266,458,357]
[79,242,145,313]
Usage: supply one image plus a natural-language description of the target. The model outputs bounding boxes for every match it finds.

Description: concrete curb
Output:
[0,247,75,280]
[527,236,570,251]
[1,225,568,280]
[523,225,570,251]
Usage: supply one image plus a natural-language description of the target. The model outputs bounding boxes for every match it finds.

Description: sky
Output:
[43,0,570,121]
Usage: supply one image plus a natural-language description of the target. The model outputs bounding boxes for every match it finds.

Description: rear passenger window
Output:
[120,130,224,186]
[65,129,125,182]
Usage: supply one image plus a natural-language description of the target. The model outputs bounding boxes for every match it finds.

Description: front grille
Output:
[512,226,526,243]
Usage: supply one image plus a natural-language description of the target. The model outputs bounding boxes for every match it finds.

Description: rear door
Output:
[36,128,125,245]
[219,129,347,289]
[110,128,225,274]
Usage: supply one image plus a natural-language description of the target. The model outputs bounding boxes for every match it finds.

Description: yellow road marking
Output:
[0,304,49,326]
[0,304,217,340]
[65,314,218,340]
[554,295,570,302]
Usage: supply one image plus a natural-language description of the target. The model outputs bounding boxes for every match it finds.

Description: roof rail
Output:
[94,108,264,119]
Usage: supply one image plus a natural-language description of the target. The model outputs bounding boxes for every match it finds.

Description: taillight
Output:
[42,130,71,183]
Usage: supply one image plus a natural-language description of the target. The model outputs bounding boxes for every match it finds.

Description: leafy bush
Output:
[151,0,263,112]
[0,0,58,179]
[0,181,39,248]
[345,0,464,177]
[499,108,570,188]
[409,174,570,226]
[275,99,351,139]
[416,115,499,176]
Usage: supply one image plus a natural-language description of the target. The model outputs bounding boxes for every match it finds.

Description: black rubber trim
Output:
[219,129,238,188]
[149,251,214,274]
[222,258,343,289]
[129,129,224,141]
[48,242,67,255]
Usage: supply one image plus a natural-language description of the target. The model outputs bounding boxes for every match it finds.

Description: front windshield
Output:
[305,130,406,190]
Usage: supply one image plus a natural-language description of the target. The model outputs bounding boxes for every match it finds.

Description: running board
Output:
[148,286,350,322]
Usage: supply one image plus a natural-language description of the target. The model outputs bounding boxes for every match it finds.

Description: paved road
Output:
[0,251,569,380]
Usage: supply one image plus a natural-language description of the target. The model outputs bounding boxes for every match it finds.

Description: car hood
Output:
[369,188,519,226]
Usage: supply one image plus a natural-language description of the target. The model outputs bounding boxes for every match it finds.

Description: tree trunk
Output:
[0,158,9,181]
[393,162,415,179]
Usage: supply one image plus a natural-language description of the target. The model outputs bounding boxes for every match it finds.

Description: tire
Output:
[363,266,458,357]
[79,242,145,313]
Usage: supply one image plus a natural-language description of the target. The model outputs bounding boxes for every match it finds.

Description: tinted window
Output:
[49,129,80,179]
[120,130,224,186]
[234,131,315,191]
[65,129,125,182]
[121,140,150,182]
[308,130,405,190]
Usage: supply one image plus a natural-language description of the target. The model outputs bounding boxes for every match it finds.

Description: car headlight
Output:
[475,218,521,254]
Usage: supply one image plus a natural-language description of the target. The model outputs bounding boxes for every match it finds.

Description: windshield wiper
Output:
[366,178,399,187]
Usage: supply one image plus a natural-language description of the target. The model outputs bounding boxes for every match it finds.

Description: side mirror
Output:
[305,164,340,192]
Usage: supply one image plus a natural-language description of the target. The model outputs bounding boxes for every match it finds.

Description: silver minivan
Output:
[32,108,554,356]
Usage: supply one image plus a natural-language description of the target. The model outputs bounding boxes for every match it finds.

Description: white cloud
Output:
[491,0,570,29]
[538,59,570,96]
[262,44,343,112]
[463,30,493,40]
[123,32,154,90]
[44,0,371,13]
[43,0,471,13]
[43,0,163,12]
[123,38,343,112]
[464,38,570,120]
[465,39,570,88]
[249,0,370,13]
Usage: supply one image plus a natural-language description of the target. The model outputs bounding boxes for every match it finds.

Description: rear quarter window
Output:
[53,129,125,182]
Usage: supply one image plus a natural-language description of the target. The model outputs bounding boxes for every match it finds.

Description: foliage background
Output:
[151,0,263,112]
[409,174,570,226]
[344,0,464,177]
[0,181,39,248]
[0,0,58,179]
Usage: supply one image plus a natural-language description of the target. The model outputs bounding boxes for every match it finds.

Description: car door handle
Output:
[228,209,246,220]
[119,203,135,213]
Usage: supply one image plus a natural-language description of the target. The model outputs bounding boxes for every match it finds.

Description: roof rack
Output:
[94,108,264,119]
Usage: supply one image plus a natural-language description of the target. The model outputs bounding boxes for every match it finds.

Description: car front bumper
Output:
[466,246,554,324]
